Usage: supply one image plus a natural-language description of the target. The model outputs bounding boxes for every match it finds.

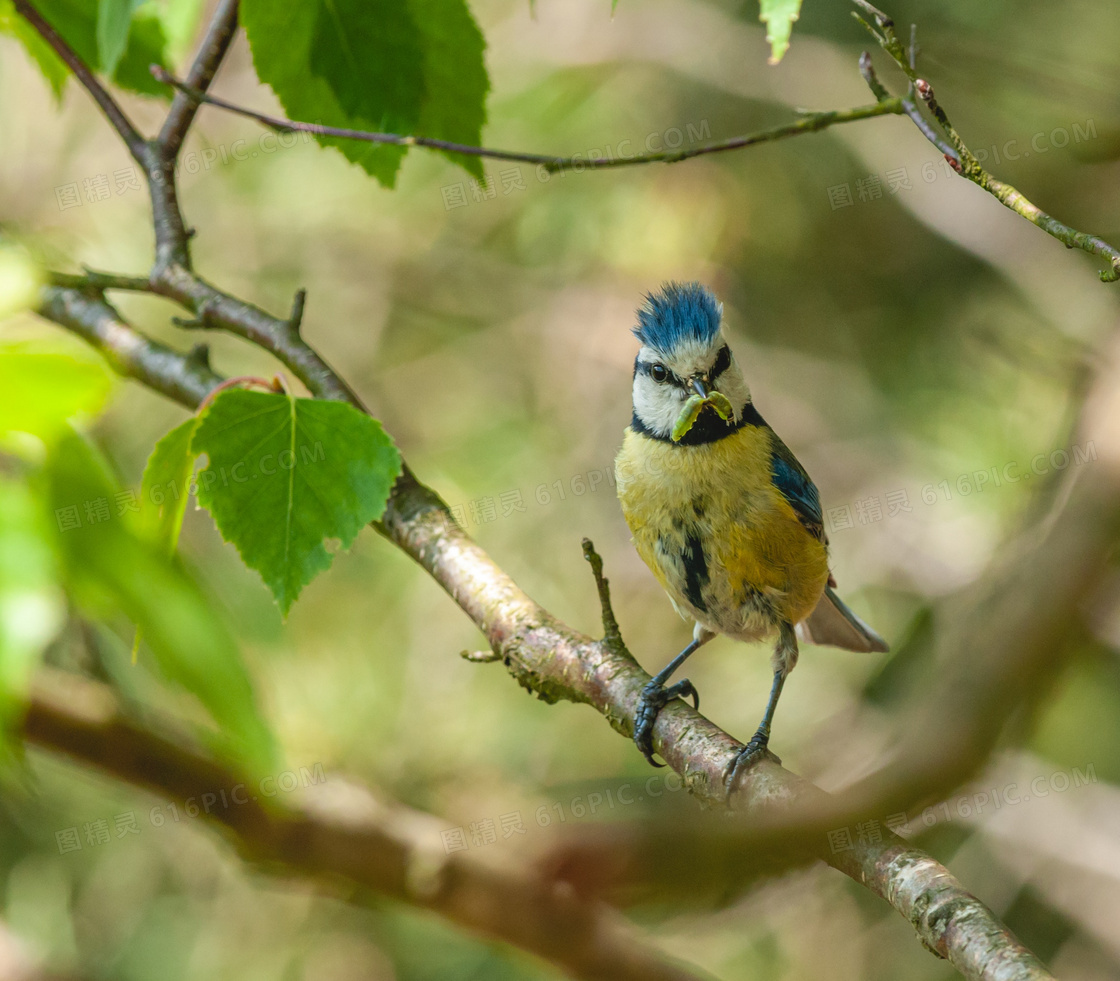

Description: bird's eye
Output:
[650,364,669,383]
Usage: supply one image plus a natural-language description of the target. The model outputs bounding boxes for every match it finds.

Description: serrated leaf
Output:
[241,0,416,187]
[0,343,112,443]
[760,0,802,64]
[411,0,489,180]
[97,0,140,76]
[140,416,200,556]
[240,0,489,186]
[42,430,275,775]
[190,390,401,615]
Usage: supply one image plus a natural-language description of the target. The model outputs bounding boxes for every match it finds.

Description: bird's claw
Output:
[633,678,700,766]
[726,732,770,788]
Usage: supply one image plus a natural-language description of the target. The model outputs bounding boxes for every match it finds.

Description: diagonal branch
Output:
[13,0,147,165]
[23,671,702,981]
[853,3,1120,282]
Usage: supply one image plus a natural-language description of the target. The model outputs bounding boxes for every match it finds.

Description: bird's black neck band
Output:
[630,401,766,445]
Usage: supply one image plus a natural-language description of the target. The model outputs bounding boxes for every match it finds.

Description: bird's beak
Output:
[691,377,710,399]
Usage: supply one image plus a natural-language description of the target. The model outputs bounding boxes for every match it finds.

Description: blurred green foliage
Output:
[1,0,1119,977]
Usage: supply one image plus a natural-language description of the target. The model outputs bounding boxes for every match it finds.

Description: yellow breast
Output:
[614,424,829,640]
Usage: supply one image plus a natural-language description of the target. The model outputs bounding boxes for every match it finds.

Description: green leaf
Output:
[241,0,416,187]
[0,478,64,742]
[309,0,423,127]
[190,390,401,615]
[97,0,139,76]
[108,6,171,96]
[0,343,113,443]
[140,416,200,556]
[41,430,275,775]
[759,0,802,64]
[7,0,172,98]
[240,0,489,186]
[411,0,489,180]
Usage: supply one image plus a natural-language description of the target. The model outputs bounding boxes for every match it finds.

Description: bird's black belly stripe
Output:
[681,531,709,612]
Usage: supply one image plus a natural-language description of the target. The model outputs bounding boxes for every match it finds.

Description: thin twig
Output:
[150,66,904,174]
[49,269,152,292]
[854,10,1120,282]
[158,0,240,161]
[582,539,624,653]
[289,288,307,334]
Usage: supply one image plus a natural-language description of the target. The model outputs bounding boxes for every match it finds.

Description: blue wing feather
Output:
[768,434,824,538]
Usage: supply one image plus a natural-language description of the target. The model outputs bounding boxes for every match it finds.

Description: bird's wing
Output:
[767,432,825,541]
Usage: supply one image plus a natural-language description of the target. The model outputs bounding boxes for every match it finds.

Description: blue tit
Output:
[614,282,888,777]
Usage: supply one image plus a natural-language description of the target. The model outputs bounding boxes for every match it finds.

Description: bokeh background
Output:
[2,0,1120,977]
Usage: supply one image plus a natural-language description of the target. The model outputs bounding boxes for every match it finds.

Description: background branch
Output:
[22,671,700,981]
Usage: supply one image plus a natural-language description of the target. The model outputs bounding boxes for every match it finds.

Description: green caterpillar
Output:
[670,391,734,442]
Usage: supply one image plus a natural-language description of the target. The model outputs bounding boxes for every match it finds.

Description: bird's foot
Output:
[633,677,699,766]
[726,730,774,788]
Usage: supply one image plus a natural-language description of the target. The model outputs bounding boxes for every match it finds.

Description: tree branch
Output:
[22,671,701,981]
[38,286,221,407]
[150,66,904,174]
[854,4,1120,282]
[158,0,240,162]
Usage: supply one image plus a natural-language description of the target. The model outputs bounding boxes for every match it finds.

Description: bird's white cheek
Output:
[632,377,685,436]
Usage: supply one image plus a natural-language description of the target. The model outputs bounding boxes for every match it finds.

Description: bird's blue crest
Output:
[632,282,722,354]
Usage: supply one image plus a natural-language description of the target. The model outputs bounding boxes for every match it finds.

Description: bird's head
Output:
[630,282,751,441]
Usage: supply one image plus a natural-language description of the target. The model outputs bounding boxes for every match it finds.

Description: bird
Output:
[613,281,888,780]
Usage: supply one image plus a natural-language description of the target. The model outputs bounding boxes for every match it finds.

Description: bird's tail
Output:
[796,586,889,653]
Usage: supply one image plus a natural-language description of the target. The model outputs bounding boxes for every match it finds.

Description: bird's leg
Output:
[633,627,712,766]
[727,621,798,786]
